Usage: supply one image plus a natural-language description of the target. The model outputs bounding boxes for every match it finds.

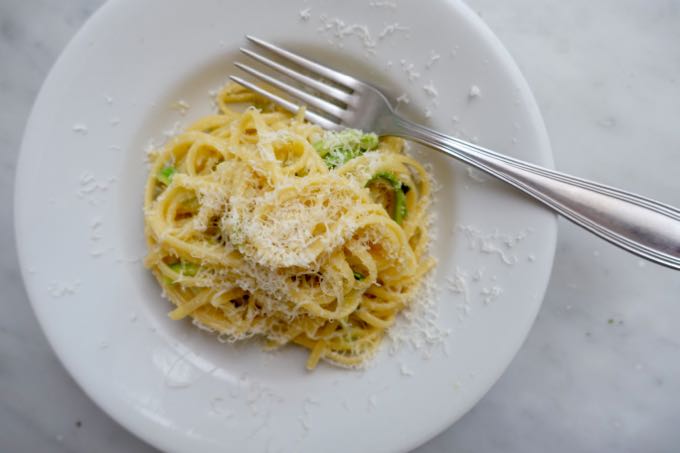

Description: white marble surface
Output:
[2,0,679,452]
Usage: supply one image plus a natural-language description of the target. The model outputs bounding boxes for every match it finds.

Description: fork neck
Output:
[380,113,506,166]
[381,114,461,150]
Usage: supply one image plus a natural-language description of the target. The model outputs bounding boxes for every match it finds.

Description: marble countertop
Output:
[2,0,679,452]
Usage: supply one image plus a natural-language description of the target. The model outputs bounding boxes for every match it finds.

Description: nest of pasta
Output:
[144,83,434,369]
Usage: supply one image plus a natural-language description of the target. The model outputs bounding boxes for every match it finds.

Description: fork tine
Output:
[240,48,354,105]
[246,35,361,91]
[229,76,340,130]
[234,62,346,119]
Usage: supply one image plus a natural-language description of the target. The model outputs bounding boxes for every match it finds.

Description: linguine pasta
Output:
[143,83,434,369]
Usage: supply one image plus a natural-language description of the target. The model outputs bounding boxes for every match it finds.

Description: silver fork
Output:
[232,35,680,270]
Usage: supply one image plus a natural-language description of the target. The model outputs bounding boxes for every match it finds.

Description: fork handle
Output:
[386,116,680,270]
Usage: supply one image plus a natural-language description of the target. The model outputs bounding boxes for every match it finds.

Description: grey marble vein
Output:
[2,1,679,452]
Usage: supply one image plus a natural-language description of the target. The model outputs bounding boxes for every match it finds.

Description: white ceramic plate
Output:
[15,1,556,452]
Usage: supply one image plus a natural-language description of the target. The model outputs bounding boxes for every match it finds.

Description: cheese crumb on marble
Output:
[298,416,311,432]
[367,395,378,410]
[299,8,311,21]
[469,85,481,98]
[72,123,88,134]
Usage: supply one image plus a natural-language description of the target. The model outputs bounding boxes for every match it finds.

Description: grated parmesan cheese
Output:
[457,224,530,265]
[378,23,409,40]
[472,268,484,282]
[400,60,421,81]
[163,121,184,139]
[171,100,191,115]
[399,363,414,376]
[318,15,376,52]
[425,51,441,69]
[445,267,470,302]
[423,81,438,98]
[456,302,471,320]
[396,93,410,105]
[480,286,503,304]
[77,172,115,205]
[369,0,397,8]
[48,279,81,298]
[466,166,489,183]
